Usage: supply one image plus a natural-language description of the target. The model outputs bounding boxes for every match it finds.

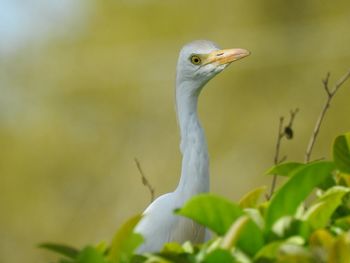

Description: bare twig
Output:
[274,117,285,165]
[134,158,155,203]
[268,117,284,200]
[287,109,299,131]
[268,108,299,199]
[305,69,350,163]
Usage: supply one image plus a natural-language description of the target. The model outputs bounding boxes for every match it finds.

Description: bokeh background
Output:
[1,0,350,262]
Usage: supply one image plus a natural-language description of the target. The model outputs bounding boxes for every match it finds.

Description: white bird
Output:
[135,40,250,252]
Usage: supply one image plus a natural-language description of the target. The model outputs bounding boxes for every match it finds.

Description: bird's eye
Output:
[190,55,201,65]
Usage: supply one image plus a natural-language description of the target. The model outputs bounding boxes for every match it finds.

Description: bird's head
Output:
[176,40,250,94]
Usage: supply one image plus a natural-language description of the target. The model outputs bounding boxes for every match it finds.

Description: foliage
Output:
[40,133,350,262]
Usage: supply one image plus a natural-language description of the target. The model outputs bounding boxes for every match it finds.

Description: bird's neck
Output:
[174,81,209,200]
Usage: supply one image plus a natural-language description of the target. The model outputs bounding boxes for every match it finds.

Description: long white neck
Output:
[174,80,209,200]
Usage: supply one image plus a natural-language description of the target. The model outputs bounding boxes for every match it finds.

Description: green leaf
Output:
[221,215,251,249]
[329,233,350,263]
[309,229,334,249]
[254,241,283,261]
[244,208,264,229]
[239,186,266,208]
[176,194,264,256]
[76,246,107,263]
[154,251,194,263]
[339,172,350,187]
[265,161,335,230]
[333,133,350,174]
[221,215,265,256]
[271,216,311,240]
[203,249,236,263]
[161,242,184,254]
[239,221,265,255]
[335,215,350,231]
[304,186,350,229]
[130,254,148,263]
[255,239,310,262]
[276,243,311,262]
[181,241,195,254]
[95,241,108,255]
[108,214,143,263]
[318,175,337,191]
[38,242,79,259]
[175,194,244,235]
[265,162,304,177]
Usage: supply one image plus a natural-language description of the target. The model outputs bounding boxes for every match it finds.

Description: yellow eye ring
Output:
[190,55,201,65]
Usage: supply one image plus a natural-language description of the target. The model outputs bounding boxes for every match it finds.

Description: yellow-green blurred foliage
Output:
[0,1,349,262]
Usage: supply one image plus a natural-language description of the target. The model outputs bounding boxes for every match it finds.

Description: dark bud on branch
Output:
[284,126,294,139]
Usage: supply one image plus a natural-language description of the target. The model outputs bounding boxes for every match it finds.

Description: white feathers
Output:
[134,40,230,253]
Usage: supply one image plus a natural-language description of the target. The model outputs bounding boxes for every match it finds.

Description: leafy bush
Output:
[40,132,350,263]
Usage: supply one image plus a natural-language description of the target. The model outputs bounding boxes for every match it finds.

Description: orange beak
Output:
[204,48,250,65]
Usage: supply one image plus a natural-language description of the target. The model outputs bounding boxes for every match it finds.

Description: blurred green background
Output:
[1,0,349,262]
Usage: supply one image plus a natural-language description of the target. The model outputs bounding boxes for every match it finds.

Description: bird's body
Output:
[135,40,250,253]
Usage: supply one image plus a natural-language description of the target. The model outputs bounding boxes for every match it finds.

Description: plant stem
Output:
[269,117,284,199]
[268,109,299,199]
[134,158,155,203]
[304,70,350,163]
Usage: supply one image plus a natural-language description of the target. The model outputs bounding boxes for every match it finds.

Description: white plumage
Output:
[135,40,250,252]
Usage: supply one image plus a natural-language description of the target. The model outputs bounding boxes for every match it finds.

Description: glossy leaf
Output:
[335,216,350,231]
[277,243,311,262]
[254,241,283,261]
[239,186,266,208]
[95,241,108,254]
[318,175,337,191]
[239,221,265,256]
[309,229,334,251]
[333,133,350,174]
[271,216,293,237]
[271,216,311,240]
[265,161,335,230]
[265,162,304,177]
[339,173,350,187]
[182,241,194,254]
[176,195,264,255]
[76,246,107,263]
[203,249,236,263]
[154,252,194,263]
[221,215,264,256]
[244,208,264,229]
[130,254,148,263]
[329,233,350,263]
[38,242,79,259]
[161,242,184,254]
[108,214,143,263]
[304,186,350,229]
[176,194,243,235]
[221,216,250,249]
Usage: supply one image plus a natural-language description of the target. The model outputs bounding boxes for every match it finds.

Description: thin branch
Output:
[274,117,285,165]
[305,69,350,163]
[134,158,155,203]
[287,108,299,129]
[279,155,287,164]
[268,108,299,199]
[322,72,331,97]
[268,117,284,199]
